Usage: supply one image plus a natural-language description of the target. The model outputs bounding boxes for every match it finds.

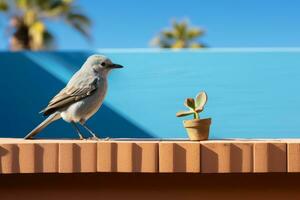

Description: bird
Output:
[24,54,123,140]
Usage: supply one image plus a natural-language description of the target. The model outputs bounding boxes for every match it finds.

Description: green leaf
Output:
[171,40,185,48]
[195,91,207,110]
[176,110,194,117]
[63,0,74,3]
[70,22,90,38]
[184,98,195,110]
[66,12,91,39]
[29,20,45,50]
[190,42,203,49]
[195,107,203,113]
[0,0,8,11]
[42,1,71,17]
[24,10,37,25]
[48,0,66,10]
[162,30,175,39]
[43,30,55,49]
[187,28,203,39]
[15,0,29,10]
[152,36,171,48]
[67,13,91,26]
[150,19,207,49]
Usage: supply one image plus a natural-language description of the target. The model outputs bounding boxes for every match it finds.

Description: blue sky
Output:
[1,0,300,49]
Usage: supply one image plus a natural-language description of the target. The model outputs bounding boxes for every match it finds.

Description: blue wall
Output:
[0,49,300,139]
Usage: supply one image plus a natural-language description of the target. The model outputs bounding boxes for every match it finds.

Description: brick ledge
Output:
[0,138,299,173]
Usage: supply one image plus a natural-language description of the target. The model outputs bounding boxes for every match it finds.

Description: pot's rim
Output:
[183,118,212,127]
[183,118,211,123]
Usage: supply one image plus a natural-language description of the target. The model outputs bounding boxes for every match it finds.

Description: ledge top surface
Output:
[1,138,300,144]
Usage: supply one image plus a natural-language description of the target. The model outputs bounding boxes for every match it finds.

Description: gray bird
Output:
[24,54,123,139]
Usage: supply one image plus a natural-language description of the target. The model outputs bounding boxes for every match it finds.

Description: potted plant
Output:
[176,91,212,141]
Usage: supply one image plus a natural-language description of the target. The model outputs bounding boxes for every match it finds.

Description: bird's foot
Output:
[86,136,110,141]
[101,137,110,141]
[78,135,84,140]
[87,136,100,141]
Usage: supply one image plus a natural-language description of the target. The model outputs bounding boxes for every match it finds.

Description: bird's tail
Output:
[24,112,61,139]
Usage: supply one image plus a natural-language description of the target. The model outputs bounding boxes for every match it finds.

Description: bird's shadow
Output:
[34,103,153,139]
[0,52,154,139]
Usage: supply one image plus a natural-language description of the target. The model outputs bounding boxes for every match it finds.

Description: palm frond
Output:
[162,30,175,39]
[34,0,54,10]
[159,41,171,48]
[43,29,55,49]
[171,40,185,49]
[67,20,90,39]
[65,12,91,39]
[2,0,90,50]
[189,42,203,48]
[187,28,203,40]
[0,0,8,11]
[66,12,91,26]
[24,10,37,25]
[14,0,30,10]
[151,19,207,49]
[40,1,70,17]
[173,21,187,40]
[29,20,45,50]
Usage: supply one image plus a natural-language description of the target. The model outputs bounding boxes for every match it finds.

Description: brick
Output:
[97,142,117,172]
[0,144,19,173]
[35,143,58,173]
[59,143,74,173]
[132,142,158,172]
[159,142,174,172]
[77,142,97,172]
[201,143,231,173]
[201,142,253,173]
[18,143,35,173]
[117,142,133,172]
[98,142,158,172]
[230,143,253,173]
[288,143,300,172]
[254,143,287,172]
[159,142,200,173]
[59,142,97,173]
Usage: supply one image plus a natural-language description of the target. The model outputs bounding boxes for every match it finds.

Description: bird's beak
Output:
[110,63,123,69]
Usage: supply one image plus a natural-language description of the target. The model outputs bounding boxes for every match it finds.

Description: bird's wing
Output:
[40,77,98,116]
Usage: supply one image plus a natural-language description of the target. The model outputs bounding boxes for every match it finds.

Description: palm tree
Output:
[0,0,91,51]
[151,20,206,49]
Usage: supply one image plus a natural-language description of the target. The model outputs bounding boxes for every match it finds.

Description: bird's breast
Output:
[61,79,108,123]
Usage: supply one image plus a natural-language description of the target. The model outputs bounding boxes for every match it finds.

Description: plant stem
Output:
[194,112,199,119]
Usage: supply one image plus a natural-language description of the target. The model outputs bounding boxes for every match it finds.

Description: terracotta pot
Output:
[183,118,212,141]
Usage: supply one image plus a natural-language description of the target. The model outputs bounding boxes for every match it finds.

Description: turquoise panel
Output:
[0,49,299,139]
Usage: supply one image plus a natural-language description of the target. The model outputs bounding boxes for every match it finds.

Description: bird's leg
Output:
[71,122,84,140]
[80,123,100,140]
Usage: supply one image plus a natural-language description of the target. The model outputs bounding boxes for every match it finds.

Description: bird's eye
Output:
[101,62,106,67]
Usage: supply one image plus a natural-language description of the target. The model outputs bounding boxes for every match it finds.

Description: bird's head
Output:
[85,54,123,76]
